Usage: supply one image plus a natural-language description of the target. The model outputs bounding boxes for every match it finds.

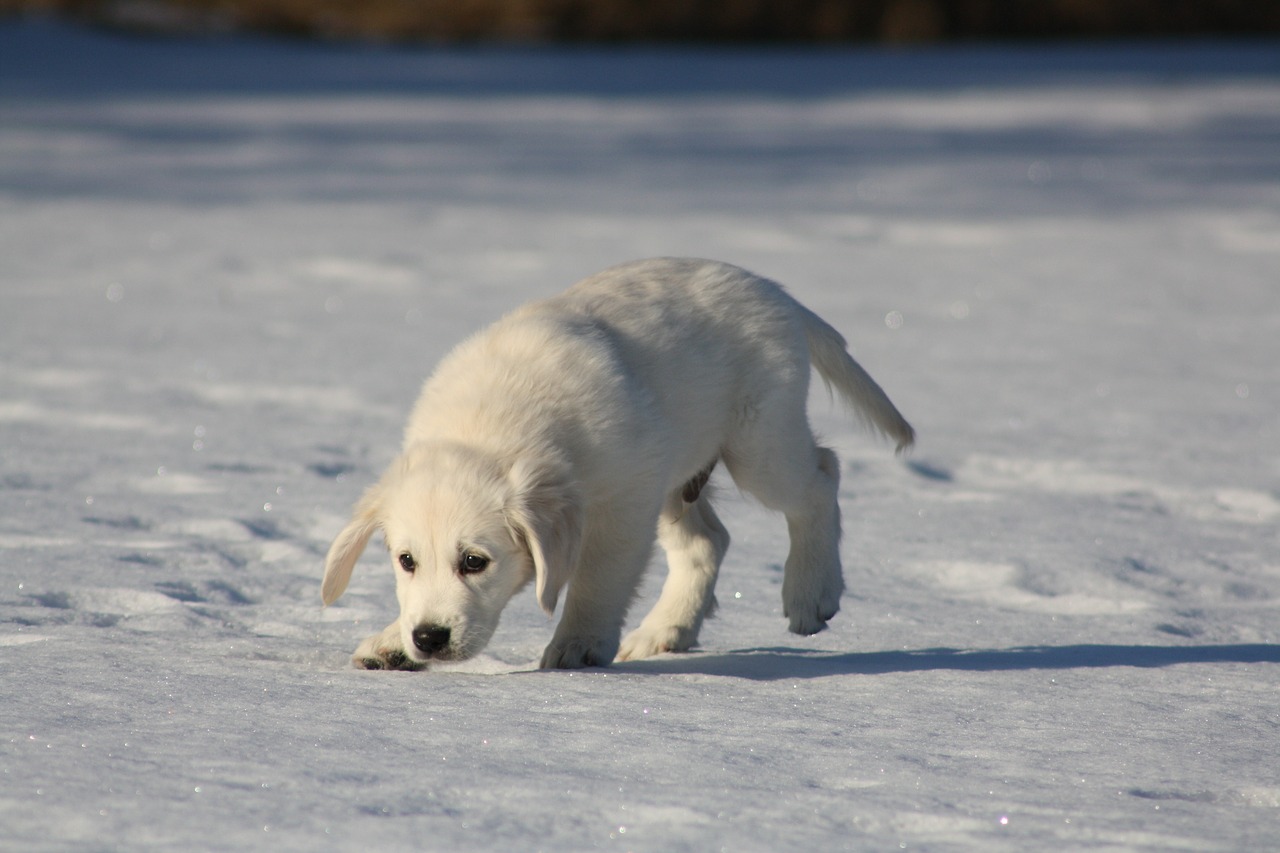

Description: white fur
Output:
[321,258,913,670]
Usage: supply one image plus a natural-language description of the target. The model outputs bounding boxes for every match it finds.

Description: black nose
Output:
[412,625,451,656]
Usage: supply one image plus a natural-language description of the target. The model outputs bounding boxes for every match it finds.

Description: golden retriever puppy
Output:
[322,258,913,670]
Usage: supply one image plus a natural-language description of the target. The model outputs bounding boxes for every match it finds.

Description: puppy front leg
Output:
[352,617,424,671]
[540,532,655,669]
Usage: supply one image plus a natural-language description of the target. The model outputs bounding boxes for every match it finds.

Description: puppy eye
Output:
[398,553,416,573]
[460,553,489,574]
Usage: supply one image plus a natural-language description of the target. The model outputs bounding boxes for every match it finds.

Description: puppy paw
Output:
[783,573,843,636]
[786,612,832,636]
[540,638,615,669]
[354,649,426,671]
[617,624,695,661]
[352,631,424,671]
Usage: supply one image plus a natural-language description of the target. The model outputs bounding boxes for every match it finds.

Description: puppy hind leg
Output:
[781,446,844,635]
[728,436,844,636]
[617,491,730,661]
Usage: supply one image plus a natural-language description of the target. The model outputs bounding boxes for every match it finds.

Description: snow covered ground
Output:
[2,18,1279,851]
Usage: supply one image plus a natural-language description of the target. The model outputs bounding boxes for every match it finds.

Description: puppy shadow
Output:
[611,643,1280,681]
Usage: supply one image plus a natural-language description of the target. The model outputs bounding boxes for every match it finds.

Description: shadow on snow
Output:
[611,643,1280,680]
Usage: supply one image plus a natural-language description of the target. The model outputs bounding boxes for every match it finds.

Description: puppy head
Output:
[321,443,582,664]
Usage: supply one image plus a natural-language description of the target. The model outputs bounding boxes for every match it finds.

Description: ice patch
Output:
[466,249,547,277]
[0,401,51,422]
[960,455,1280,524]
[0,534,74,548]
[890,811,988,837]
[294,256,417,289]
[192,381,378,414]
[174,518,258,542]
[0,366,100,388]
[1204,489,1280,524]
[816,84,1280,134]
[816,214,1006,248]
[1236,787,1280,808]
[826,778,884,791]
[1211,216,1280,253]
[0,633,50,647]
[720,225,811,253]
[35,587,185,616]
[258,541,307,564]
[133,470,221,495]
[0,400,157,432]
[905,561,1149,615]
[961,455,1153,496]
[884,221,1007,248]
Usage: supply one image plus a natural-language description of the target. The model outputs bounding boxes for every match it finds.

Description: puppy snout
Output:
[412,624,451,656]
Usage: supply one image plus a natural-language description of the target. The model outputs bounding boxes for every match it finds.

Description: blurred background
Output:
[4,0,1279,43]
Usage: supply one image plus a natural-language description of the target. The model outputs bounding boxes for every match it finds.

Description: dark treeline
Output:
[6,0,1280,43]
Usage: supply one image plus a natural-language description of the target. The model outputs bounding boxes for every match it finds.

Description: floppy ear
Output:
[321,485,383,606]
[505,455,583,616]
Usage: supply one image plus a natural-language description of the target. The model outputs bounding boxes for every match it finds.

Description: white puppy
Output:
[322,258,913,670]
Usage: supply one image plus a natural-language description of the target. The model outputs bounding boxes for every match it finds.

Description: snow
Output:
[2,18,1279,851]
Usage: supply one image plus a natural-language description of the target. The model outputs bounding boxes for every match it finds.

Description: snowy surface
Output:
[2,19,1279,851]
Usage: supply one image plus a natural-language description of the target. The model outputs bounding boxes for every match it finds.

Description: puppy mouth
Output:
[410,647,465,663]
[403,643,461,663]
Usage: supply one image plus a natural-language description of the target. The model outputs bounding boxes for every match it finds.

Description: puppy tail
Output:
[799,305,915,454]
